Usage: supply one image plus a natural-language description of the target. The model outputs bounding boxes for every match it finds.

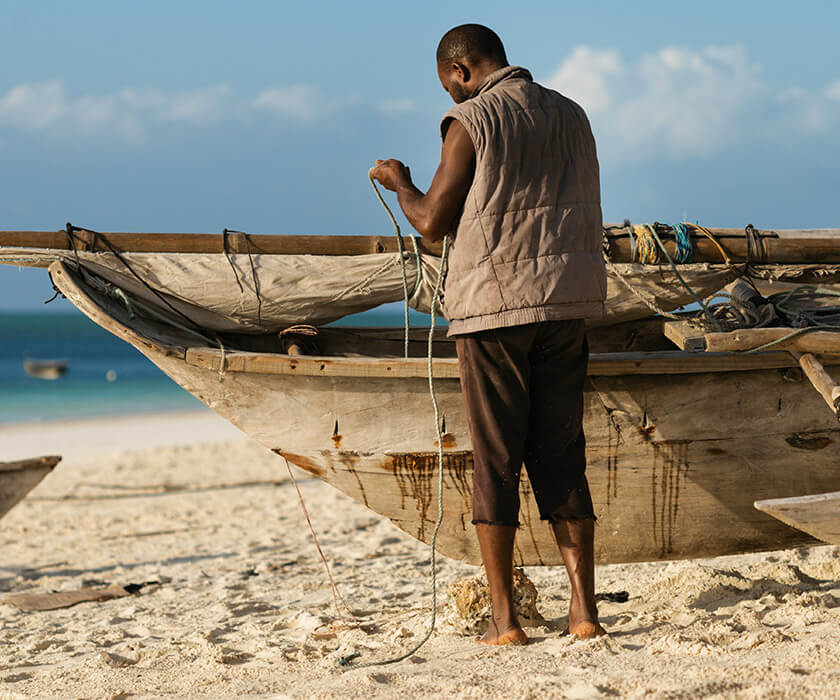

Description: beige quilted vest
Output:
[440,66,606,335]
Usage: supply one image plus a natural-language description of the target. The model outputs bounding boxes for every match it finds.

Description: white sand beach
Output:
[1,411,839,698]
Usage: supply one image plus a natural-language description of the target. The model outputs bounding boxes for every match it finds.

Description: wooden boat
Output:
[0,456,61,520]
[42,259,840,566]
[23,359,69,380]
[754,492,840,546]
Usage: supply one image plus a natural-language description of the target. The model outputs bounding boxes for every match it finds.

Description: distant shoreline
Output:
[1,408,248,462]
[0,404,211,428]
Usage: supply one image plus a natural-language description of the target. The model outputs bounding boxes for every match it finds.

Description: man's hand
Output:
[369,119,474,242]
[370,159,412,192]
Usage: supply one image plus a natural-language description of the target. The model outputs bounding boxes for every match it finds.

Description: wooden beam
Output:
[0,230,444,256]
[791,351,840,420]
[704,328,840,354]
[3,226,840,263]
[663,320,707,351]
[606,231,840,264]
[184,346,840,379]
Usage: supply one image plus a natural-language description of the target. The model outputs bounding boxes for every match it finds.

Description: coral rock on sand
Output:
[445,568,544,635]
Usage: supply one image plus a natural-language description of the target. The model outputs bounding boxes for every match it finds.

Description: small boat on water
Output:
[23,359,69,380]
[2,226,840,564]
[0,456,61,520]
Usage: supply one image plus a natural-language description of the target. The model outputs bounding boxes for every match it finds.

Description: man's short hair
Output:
[436,24,507,65]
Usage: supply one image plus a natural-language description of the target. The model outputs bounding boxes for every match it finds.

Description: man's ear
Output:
[453,61,471,84]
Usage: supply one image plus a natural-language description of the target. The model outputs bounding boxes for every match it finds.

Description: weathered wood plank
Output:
[185,345,840,379]
[704,328,840,353]
[663,320,707,351]
[754,492,840,545]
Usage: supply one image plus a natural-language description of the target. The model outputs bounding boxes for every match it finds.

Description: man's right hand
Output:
[371,159,412,192]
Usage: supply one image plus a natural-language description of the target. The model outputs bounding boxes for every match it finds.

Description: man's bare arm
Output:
[370,119,475,243]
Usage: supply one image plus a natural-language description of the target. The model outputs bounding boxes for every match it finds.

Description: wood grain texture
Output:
[50,260,840,565]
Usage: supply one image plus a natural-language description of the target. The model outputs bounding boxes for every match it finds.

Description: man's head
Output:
[436,24,508,104]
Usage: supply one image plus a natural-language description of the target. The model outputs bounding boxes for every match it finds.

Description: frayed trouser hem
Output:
[471,519,520,527]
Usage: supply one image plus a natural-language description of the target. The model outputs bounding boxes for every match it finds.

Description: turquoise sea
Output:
[0,305,437,425]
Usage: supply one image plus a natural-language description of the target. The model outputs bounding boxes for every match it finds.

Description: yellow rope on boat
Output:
[631,224,660,264]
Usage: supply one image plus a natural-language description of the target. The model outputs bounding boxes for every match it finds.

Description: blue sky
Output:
[2,0,839,310]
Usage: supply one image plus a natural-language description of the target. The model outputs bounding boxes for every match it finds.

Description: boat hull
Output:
[50,261,840,565]
[0,456,61,520]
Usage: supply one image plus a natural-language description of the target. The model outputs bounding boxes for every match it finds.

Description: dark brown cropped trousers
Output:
[455,319,595,526]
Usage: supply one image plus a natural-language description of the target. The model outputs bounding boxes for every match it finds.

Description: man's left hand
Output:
[371,159,412,192]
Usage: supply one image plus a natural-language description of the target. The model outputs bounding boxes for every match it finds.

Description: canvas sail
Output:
[0,246,742,331]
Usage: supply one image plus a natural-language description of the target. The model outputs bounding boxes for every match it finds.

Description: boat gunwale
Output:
[183,346,840,378]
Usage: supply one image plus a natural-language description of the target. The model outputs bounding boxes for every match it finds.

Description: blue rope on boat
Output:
[672,223,693,264]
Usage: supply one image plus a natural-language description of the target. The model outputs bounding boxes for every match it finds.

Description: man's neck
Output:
[469,61,508,89]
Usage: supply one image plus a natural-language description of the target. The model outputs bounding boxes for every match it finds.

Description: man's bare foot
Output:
[476,619,528,646]
[568,620,606,640]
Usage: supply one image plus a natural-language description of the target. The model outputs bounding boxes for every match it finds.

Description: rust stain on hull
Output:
[272,450,324,477]
[650,441,691,557]
[386,452,472,540]
[434,433,458,449]
[272,447,556,562]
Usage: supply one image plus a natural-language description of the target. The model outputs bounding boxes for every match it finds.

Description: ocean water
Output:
[0,304,438,425]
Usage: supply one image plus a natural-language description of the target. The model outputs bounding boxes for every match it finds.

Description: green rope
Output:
[340,177,451,669]
[368,172,422,358]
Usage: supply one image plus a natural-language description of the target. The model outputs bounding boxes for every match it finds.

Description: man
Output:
[371,24,607,646]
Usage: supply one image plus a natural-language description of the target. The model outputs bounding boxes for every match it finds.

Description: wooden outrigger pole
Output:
[2,225,840,264]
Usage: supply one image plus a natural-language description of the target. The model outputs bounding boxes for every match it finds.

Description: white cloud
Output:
[546,45,840,162]
[823,80,840,101]
[0,80,354,142]
[0,81,237,142]
[546,47,621,116]
[252,84,328,122]
[377,98,418,115]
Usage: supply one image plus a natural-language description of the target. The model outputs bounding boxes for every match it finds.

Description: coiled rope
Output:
[339,174,451,668]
